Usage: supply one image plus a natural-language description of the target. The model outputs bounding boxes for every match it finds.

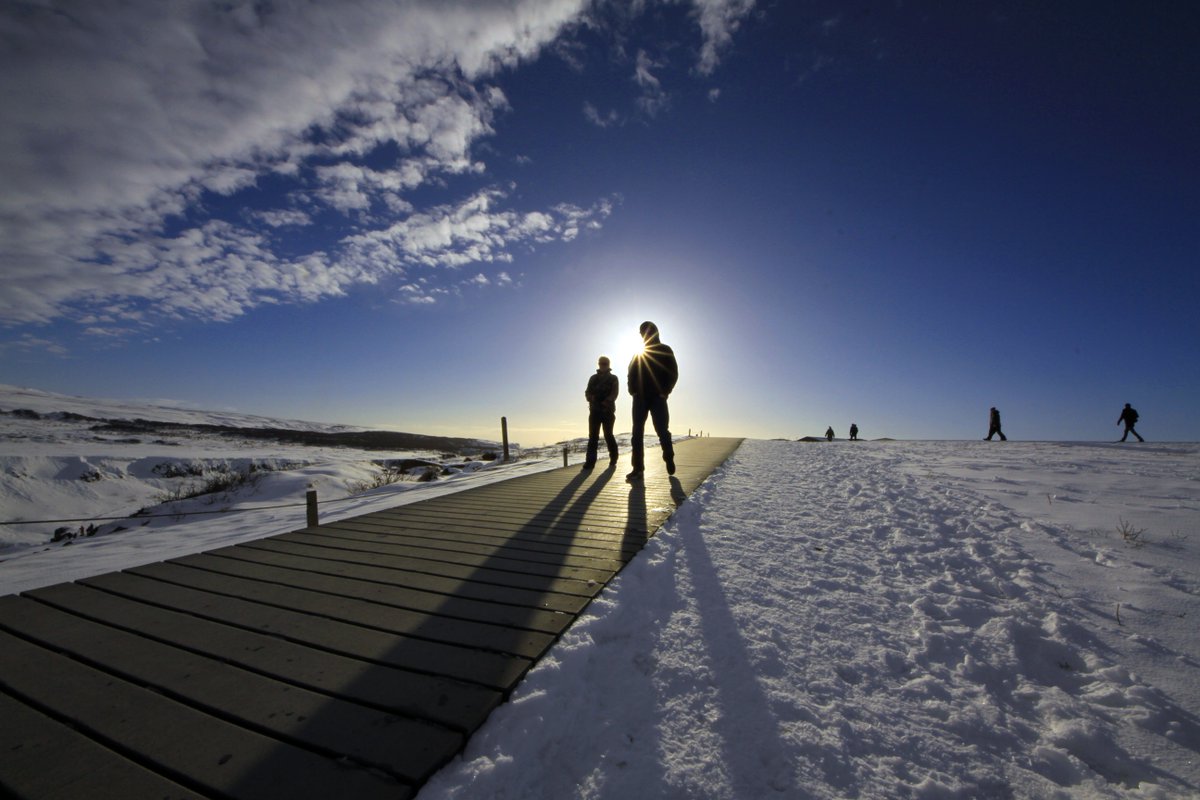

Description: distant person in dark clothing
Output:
[582,356,620,470]
[1117,403,1144,442]
[985,407,1007,441]
[825,426,835,441]
[626,321,678,482]
[849,423,859,441]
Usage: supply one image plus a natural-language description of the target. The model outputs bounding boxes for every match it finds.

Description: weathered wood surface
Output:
[0,437,742,798]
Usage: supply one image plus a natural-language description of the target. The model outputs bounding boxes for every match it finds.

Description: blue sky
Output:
[2,1,1197,445]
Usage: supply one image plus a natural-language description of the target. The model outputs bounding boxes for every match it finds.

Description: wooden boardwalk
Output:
[0,437,743,799]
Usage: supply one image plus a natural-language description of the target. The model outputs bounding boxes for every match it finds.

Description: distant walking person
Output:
[582,356,620,470]
[825,426,835,442]
[985,407,1007,441]
[1117,403,1144,442]
[626,321,678,482]
[849,423,859,441]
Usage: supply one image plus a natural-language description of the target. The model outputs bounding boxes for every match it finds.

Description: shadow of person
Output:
[668,476,686,507]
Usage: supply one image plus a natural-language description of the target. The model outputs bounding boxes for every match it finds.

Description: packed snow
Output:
[2,386,1198,798]
[420,440,1199,799]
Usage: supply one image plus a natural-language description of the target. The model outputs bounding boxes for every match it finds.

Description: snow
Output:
[420,441,1199,799]
[0,384,560,594]
[3,386,1198,798]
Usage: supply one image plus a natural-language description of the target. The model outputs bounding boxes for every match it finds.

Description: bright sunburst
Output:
[600,323,649,378]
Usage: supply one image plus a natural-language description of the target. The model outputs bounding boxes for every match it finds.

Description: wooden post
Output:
[501,416,510,462]
[306,486,319,528]
[562,445,569,467]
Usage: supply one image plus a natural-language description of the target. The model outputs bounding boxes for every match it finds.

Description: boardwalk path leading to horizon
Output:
[0,436,743,799]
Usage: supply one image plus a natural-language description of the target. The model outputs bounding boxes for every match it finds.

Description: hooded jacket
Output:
[627,329,678,398]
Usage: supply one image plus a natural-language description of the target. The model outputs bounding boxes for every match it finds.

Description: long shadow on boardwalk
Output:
[0,437,741,799]
[223,462,635,796]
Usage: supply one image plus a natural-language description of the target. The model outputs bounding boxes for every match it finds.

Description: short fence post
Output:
[306,485,319,528]
[562,445,569,467]
[501,416,510,462]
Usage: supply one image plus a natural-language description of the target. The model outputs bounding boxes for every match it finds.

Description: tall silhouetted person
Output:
[1117,403,1144,442]
[582,355,619,470]
[626,321,678,482]
[825,426,835,442]
[986,407,1007,441]
[849,423,859,441]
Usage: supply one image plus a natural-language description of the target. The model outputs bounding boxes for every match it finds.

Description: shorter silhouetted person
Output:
[1117,403,1144,442]
[849,423,859,441]
[985,407,1007,441]
[825,426,835,442]
[583,355,620,469]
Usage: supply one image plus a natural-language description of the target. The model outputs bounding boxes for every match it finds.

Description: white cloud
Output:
[0,0,746,331]
[690,0,757,75]
[0,334,69,357]
[253,209,313,228]
[0,0,592,329]
[634,50,670,117]
[583,101,623,128]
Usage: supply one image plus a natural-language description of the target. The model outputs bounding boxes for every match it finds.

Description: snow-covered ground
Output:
[3,385,1198,798]
[420,440,1199,799]
[0,384,564,594]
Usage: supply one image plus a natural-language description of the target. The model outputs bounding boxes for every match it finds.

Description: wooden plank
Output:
[26,582,501,733]
[174,549,590,614]
[78,571,534,690]
[362,497,657,531]
[300,522,628,573]
[348,513,652,557]
[388,493,666,527]
[128,560,571,637]
[359,502,655,542]
[306,519,630,570]
[0,629,409,800]
[233,538,605,597]
[0,691,203,800]
[0,596,460,784]
[269,530,617,583]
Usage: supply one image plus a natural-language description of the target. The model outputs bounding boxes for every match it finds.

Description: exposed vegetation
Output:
[1117,517,1148,548]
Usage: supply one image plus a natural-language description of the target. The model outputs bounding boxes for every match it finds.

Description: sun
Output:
[598,323,647,375]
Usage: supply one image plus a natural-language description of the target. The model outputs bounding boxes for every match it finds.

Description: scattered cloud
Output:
[690,0,757,75]
[583,101,623,128]
[253,209,313,228]
[0,334,68,358]
[634,50,670,117]
[0,0,750,333]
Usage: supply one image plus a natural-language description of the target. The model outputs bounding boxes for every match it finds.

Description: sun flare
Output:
[587,323,647,379]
